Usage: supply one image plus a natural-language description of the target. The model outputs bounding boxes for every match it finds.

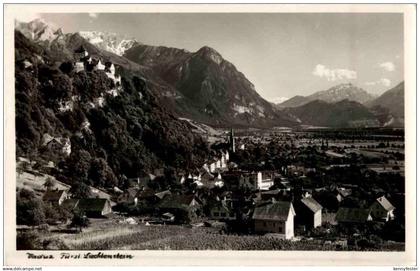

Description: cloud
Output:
[365,78,391,87]
[312,64,357,81]
[268,97,289,104]
[379,62,395,72]
[88,13,98,19]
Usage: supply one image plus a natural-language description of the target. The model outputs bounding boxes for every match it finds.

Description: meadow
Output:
[34,219,404,251]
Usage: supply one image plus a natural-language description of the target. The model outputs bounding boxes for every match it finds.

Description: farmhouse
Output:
[75,198,113,218]
[42,189,68,206]
[294,196,323,229]
[158,194,203,220]
[210,199,236,220]
[61,198,79,211]
[335,187,352,202]
[336,207,373,224]
[257,171,274,190]
[75,61,84,73]
[74,46,88,60]
[369,196,395,222]
[117,187,139,206]
[252,201,296,239]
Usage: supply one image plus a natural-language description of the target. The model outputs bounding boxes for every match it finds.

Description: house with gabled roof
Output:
[336,207,372,224]
[43,189,68,206]
[295,196,323,229]
[335,187,352,202]
[252,200,296,239]
[369,196,395,222]
[210,199,237,220]
[117,187,140,206]
[154,190,172,201]
[75,198,112,218]
[61,198,79,211]
[158,194,203,220]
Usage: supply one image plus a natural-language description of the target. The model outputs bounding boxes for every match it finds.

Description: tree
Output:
[66,150,92,181]
[16,189,46,226]
[88,158,117,188]
[43,177,56,191]
[70,212,90,232]
[70,182,91,199]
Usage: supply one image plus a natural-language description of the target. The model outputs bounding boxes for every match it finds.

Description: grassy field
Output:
[34,218,404,251]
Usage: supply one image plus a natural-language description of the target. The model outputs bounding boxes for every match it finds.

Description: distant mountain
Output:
[78,31,139,56]
[284,99,378,128]
[124,44,297,128]
[308,83,375,104]
[366,82,404,128]
[15,18,63,42]
[368,82,404,118]
[276,95,311,108]
[277,83,375,108]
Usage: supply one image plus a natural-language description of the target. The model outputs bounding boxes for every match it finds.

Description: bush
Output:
[42,238,69,250]
[16,189,46,226]
[17,231,41,250]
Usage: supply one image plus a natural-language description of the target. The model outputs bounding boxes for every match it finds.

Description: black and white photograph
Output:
[3,3,417,268]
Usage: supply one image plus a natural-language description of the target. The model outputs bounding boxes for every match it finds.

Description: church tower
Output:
[229,128,235,153]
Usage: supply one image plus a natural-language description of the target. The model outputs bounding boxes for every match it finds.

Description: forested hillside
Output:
[15,30,210,189]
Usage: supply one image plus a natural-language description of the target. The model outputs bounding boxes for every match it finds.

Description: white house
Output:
[210,162,217,173]
[108,63,115,74]
[97,60,106,70]
[75,61,84,73]
[253,201,296,239]
[257,172,274,190]
[370,196,395,222]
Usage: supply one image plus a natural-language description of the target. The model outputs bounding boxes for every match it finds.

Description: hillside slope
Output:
[367,82,404,118]
[15,29,210,190]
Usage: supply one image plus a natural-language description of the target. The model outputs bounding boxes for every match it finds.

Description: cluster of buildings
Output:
[40,129,398,241]
[73,46,121,86]
[43,189,113,218]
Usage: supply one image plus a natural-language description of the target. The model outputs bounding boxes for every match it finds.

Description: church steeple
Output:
[229,128,235,153]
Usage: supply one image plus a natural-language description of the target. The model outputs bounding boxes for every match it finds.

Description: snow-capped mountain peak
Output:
[78,31,139,56]
[15,18,63,42]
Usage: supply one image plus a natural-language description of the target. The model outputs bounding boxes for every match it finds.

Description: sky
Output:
[19,12,404,103]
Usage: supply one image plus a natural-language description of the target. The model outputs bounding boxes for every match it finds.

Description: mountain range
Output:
[123,44,296,128]
[276,83,376,108]
[15,18,404,132]
[78,31,139,56]
[276,82,404,128]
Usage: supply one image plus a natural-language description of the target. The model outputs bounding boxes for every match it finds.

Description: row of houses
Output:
[42,180,395,240]
[335,196,395,223]
[43,188,114,217]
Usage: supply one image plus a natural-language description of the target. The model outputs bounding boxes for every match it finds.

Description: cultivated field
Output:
[33,219,404,251]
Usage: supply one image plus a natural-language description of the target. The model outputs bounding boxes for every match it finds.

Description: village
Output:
[16,124,405,251]
[15,46,405,251]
